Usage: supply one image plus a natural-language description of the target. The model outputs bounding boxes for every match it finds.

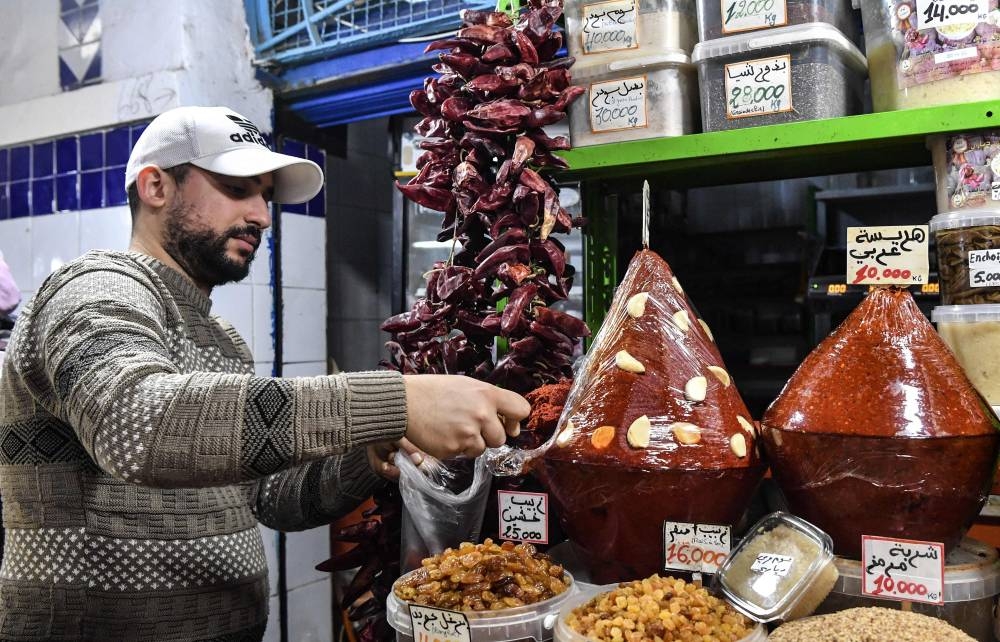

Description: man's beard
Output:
[163,199,261,288]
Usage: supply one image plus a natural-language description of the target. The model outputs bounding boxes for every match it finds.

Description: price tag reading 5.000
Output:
[861,535,944,605]
[724,55,792,119]
[663,521,731,574]
[847,226,929,286]
[498,491,548,544]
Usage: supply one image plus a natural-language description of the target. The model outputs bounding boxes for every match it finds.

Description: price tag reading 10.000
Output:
[409,605,471,642]
[663,521,731,574]
[861,535,945,605]
[847,225,929,286]
[498,491,548,544]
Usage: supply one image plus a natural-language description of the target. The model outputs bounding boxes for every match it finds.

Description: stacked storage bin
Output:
[690,0,866,131]
[564,0,701,146]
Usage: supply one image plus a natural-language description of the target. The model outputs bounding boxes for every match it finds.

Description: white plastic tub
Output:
[691,22,867,131]
[696,0,859,43]
[929,131,1000,214]
[929,209,1000,304]
[932,304,1000,404]
[861,0,1000,112]
[568,52,699,147]
[564,0,697,63]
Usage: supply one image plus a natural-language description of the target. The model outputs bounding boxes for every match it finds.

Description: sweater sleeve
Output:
[30,268,406,487]
[249,448,384,531]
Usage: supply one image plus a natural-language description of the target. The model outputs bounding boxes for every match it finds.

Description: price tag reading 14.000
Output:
[847,226,929,286]
[663,521,731,574]
[861,535,945,605]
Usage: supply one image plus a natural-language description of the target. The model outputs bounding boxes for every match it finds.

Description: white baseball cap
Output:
[125,106,324,204]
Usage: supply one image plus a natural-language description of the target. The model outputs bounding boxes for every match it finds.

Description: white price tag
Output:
[861,535,945,605]
[589,76,647,133]
[582,0,638,54]
[498,491,548,544]
[721,0,788,33]
[916,0,990,30]
[724,55,792,119]
[847,226,929,285]
[969,249,1000,287]
[409,605,471,642]
[662,521,731,574]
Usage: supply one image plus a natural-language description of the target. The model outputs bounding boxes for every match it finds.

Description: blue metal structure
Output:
[245,0,492,65]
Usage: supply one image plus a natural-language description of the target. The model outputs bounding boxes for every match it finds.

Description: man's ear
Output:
[135,166,171,210]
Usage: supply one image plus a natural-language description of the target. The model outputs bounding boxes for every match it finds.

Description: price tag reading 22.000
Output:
[724,55,792,119]
[663,521,731,574]
[861,535,945,605]
[847,225,929,286]
[498,491,548,544]
[409,605,471,642]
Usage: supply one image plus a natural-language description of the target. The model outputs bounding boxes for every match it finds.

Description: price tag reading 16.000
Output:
[663,521,731,574]
[861,535,945,605]
[847,225,929,286]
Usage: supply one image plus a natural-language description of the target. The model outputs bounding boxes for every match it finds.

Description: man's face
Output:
[163,166,274,288]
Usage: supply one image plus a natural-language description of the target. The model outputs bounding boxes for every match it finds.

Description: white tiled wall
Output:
[281,213,327,369]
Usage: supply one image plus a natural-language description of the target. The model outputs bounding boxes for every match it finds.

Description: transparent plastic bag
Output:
[397,454,492,572]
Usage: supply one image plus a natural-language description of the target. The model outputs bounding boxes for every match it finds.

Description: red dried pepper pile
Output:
[381,0,590,393]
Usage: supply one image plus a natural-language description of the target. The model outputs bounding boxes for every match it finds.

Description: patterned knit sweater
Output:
[0,250,407,641]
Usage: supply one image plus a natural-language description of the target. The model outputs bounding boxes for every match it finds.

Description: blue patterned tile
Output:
[307,145,325,169]
[80,132,102,171]
[10,146,29,181]
[0,148,7,182]
[60,0,79,14]
[104,167,125,206]
[57,175,79,212]
[83,0,98,7]
[308,187,326,218]
[59,58,78,91]
[33,141,54,178]
[105,127,129,166]
[9,182,30,218]
[80,170,103,209]
[284,201,307,215]
[31,179,54,216]
[61,7,84,44]
[56,136,78,174]
[0,185,8,221]
[82,48,101,83]
[131,123,147,148]
[283,139,305,159]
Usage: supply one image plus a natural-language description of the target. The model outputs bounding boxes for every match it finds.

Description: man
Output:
[0,106,530,641]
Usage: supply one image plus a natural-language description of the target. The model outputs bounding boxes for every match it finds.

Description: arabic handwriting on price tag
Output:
[847,226,929,286]
[968,249,1000,288]
[498,491,548,544]
[662,521,731,574]
[724,55,792,119]
[589,76,648,133]
[409,605,471,642]
[720,0,788,34]
[582,0,639,54]
[861,535,945,605]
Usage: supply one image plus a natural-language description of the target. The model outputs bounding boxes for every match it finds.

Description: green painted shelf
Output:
[557,100,999,186]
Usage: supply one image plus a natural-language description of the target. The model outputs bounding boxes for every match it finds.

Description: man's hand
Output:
[367,438,425,481]
[402,374,531,460]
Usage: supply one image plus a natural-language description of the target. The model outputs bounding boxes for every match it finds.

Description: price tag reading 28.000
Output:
[663,521,731,574]
[861,535,945,605]
[498,491,548,544]
[724,55,792,119]
[847,226,929,286]
[409,605,471,642]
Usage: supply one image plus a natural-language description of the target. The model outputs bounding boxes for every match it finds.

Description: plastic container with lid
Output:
[567,53,699,147]
[564,0,697,64]
[553,581,768,642]
[697,0,859,43]
[929,210,1000,304]
[861,0,1000,113]
[815,538,1000,642]
[929,131,1000,214]
[932,304,1000,405]
[715,512,839,623]
[386,570,577,642]
[691,22,867,132]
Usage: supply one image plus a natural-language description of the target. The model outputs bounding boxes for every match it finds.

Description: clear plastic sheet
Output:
[397,454,492,573]
[533,249,766,582]
[761,286,1000,559]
